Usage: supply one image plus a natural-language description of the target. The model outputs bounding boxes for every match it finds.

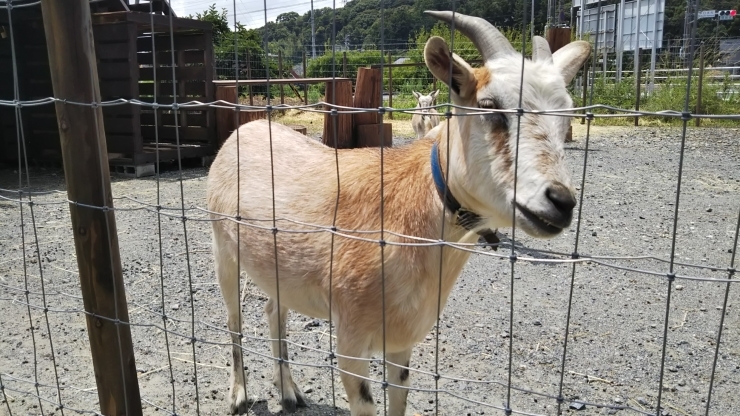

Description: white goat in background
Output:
[207,10,591,416]
[411,89,440,139]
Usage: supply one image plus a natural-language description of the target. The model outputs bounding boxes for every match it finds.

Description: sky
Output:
[169,0,346,30]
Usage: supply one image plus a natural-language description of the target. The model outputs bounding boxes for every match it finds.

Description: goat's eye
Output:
[478,99,508,128]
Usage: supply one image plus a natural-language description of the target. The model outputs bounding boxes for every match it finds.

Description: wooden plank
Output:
[100,80,135,98]
[137,50,204,65]
[103,117,136,134]
[202,29,216,150]
[138,80,206,97]
[356,123,392,148]
[98,62,135,80]
[322,80,354,149]
[353,67,381,126]
[213,77,352,86]
[136,34,207,53]
[91,11,214,32]
[141,126,210,142]
[95,42,130,60]
[139,66,206,82]
[137,96,206,105]
[140,111,207,127]
[215,85,237,146]
[105,134,137,154]
[40,2,143,415]
[92,22,131,43]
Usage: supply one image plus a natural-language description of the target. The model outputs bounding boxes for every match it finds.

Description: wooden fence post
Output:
[695,43,704,127]
[40,1,143,415]
[278,50,285,105]
[354,67,392,147]
[322,80,354,148]
[387,51,393,120]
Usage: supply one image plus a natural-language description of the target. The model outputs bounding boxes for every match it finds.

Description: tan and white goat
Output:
[207,10,591,416]
[411,89,440,139]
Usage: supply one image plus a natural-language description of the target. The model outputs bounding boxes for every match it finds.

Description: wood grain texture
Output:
[40,1,143,414]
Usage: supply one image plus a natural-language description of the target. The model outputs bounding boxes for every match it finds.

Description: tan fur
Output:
[207,13,591,415]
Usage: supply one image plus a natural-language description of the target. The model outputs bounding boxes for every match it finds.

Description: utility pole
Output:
[311,0,316,58]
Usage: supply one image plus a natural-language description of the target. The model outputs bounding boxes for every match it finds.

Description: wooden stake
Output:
[40,1,142,414]
[322,80,354,148]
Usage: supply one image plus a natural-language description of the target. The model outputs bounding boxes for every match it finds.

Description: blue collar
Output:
[430,142,479,230]
[430,142,501,249]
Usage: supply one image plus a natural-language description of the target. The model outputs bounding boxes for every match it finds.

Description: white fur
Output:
[411,89,440,139]
[207,14,591,416]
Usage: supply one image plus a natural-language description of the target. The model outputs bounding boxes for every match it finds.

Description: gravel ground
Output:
[1,123,739,416]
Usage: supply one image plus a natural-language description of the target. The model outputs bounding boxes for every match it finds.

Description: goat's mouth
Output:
[514,202,570,237]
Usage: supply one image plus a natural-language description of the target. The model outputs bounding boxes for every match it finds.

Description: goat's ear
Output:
[412,91,421,99]
[532,36,553,63]
[424,36,476,99]
[552,40,591,85]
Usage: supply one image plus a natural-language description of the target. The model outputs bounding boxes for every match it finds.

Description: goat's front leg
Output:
[264,298,307,413]
[337,338,375,416]
[387,349,413,416]
[215,246,249,414]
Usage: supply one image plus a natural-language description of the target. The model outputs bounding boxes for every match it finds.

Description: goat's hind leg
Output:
[388,349,413,416]
[265,298,307,412]
[214,238,249,414]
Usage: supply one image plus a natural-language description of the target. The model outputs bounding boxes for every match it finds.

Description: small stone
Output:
[592,231,598,236]
[613,397,623,403]
[706,208,713,212]
[533,320,542,326]
[569,401,586,410]
[304,319,320,329]
[675,285,684,290]
[637,397,648,405]
[171,304,179,310]
[304,388,313,394]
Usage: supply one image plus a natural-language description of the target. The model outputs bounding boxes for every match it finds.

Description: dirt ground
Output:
[1,121,739,416]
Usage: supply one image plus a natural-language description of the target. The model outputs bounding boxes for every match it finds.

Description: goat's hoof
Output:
[281,397,299,413]
[229,401,249,415]
[228,388,251,414]
[295,390,309,408]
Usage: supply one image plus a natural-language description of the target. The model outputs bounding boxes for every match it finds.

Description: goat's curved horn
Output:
[424,10,516,61]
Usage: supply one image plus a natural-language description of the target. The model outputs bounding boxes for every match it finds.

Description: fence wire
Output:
[0,0,739,416]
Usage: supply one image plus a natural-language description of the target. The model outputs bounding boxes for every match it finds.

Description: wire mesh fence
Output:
[1,0,739,416]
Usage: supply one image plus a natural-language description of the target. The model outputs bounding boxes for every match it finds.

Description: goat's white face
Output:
[424,12,591,238]
[413,90,439,113]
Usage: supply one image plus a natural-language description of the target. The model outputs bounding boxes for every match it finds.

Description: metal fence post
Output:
[278,49,285,105]
[695,43,704,127]
[303,51,308,105]
[40,1,143,414]
[634,48,642,126]
[387,51,393,120]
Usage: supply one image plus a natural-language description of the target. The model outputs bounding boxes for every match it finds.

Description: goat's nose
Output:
[546,183,577,213]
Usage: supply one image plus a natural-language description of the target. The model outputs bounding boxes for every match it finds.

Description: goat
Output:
[206,10,591,416]
[411,89,440,139]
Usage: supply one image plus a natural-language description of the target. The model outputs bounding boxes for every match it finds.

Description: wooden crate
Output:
[93,11,216,166]
[0,7,216,169]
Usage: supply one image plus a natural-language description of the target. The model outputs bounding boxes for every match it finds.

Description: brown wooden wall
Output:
[0,7,215,166]
[136,30,215,151]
